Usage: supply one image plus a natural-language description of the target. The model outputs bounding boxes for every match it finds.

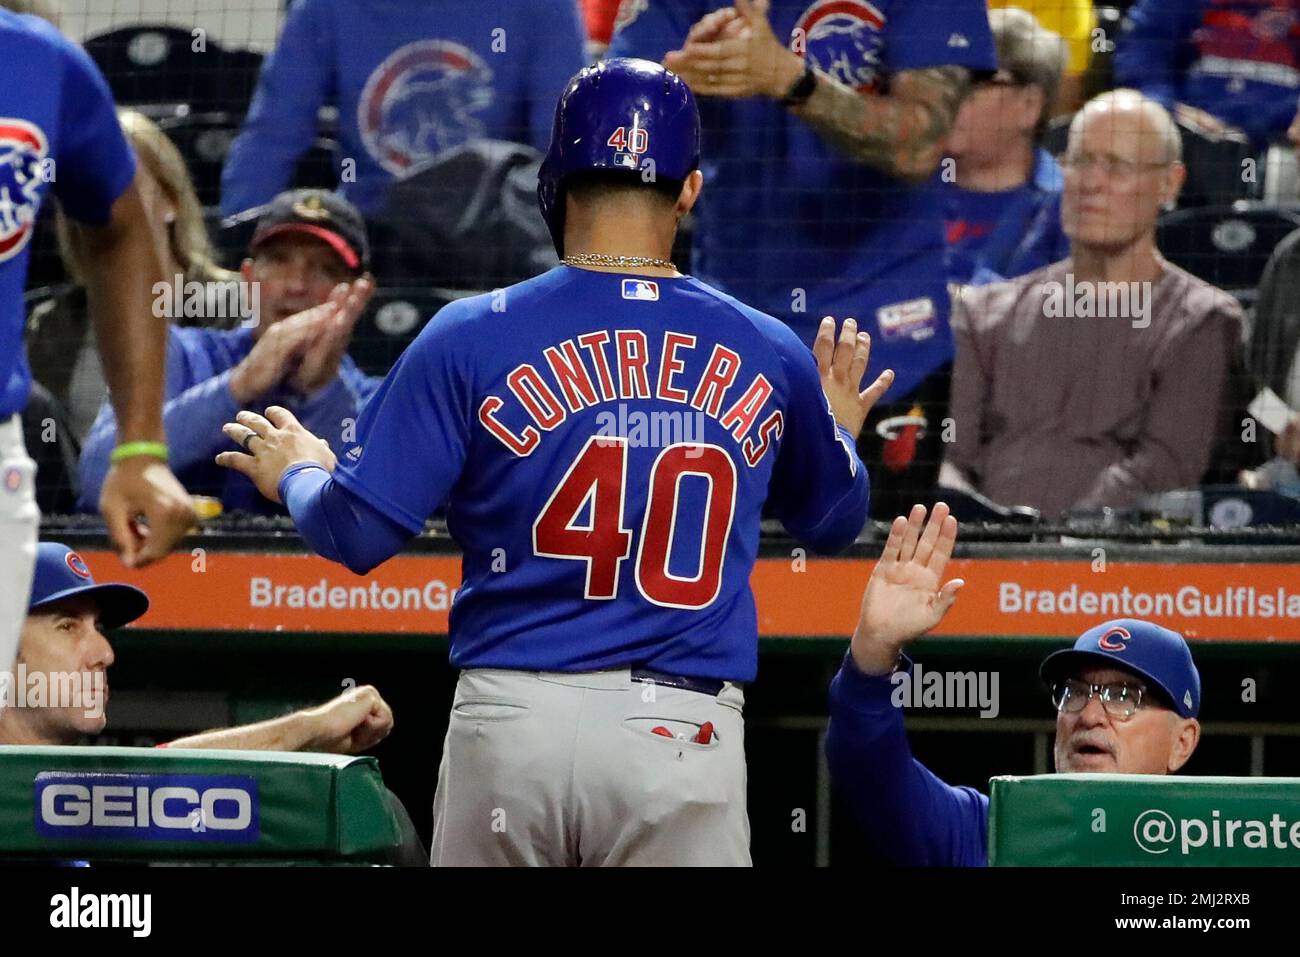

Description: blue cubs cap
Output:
[537,57,701,257]
[27,544,149,629]
[1040,619,1201,718]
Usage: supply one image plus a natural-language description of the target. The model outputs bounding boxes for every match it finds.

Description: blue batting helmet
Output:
[537,57,701,257]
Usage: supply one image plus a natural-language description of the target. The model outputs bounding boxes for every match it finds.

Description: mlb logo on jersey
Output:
[622,278,659,301]
[0,118,49,263]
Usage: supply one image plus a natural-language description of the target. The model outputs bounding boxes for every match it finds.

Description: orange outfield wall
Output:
[73,550,1300,642]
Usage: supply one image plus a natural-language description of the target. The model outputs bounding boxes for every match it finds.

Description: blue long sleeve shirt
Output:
[1115,0,1300,146]
[940,148,1069,286]
[77,324,381,514]
[219,0,587,216]
[826,652,990,866]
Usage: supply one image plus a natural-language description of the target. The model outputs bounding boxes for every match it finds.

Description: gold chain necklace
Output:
[561,253,676,270]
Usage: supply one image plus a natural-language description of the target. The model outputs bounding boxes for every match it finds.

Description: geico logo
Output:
[39,785,253,830]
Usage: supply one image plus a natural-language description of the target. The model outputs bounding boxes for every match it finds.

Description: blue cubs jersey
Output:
[609,0,996,397]
[220,0,587,215]
[327,266,870,681]
[0,9,137,418]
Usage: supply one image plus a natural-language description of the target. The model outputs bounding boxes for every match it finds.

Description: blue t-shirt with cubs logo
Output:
[219,0,587,217]
[281,266,870,682]
[609,0,996,397]
[0,9,137,418]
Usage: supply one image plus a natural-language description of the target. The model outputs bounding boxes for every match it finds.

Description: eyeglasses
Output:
[1050,678,1149,720]
[1059,152,1171,178]
[974,72,1026,92]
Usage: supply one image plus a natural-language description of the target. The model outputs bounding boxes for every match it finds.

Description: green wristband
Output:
[109,441,169,464]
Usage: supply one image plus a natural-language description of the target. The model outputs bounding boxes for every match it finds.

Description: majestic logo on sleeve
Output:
[793,0,886,93]
[359,40,495,175]
[0,119,50,264]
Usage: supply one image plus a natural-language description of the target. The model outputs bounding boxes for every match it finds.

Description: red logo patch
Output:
[65,552,92,580]
[0,118,50,263]
[1097,626,1130,652]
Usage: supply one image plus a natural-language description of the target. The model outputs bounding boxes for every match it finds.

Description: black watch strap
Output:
[780,62,817,106]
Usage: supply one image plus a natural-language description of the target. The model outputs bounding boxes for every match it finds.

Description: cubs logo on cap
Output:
[1097,625,1129,651]
[65,552,92,580]
[28,544,149,630]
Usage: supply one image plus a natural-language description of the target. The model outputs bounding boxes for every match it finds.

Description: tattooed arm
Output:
[663,1,970,183]
[790,66,970,183]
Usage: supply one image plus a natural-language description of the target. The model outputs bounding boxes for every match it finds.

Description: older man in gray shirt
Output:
[940,90,1243,516]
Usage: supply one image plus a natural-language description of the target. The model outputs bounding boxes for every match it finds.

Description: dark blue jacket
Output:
[826,652,990,866]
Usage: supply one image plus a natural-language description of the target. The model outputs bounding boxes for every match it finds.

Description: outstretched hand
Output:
[814,316,894,440]
[851,502,964,675]
[215,406,336,505]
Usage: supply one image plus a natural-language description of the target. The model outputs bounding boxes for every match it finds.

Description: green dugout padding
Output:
[0,746,400,859]
[990,774,1300,866]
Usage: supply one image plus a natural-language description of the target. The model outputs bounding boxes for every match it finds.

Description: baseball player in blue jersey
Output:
[0,9,192,712]
[827,502,1203,866]
[217,58,893,866]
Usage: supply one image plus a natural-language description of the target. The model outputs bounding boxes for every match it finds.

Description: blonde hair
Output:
[57,110,234,292]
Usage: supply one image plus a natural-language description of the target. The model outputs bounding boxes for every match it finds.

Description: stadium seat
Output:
[1156,201,1300,303]
[156,111,243,207]
[290,136,342,194]
[1079,6,1122,103]
[349,287,465,376]
[21,206,66,290]
[372,140,557,289]
[219,47,265,117]
[83,24,260,115]
[931,486,1041,524]
[208,206,259,271]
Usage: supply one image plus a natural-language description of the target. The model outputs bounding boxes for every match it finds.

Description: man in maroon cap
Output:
[76,190,382,514]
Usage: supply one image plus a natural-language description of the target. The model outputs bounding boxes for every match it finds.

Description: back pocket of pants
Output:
[624,716,720,751]
[453,697,530,721]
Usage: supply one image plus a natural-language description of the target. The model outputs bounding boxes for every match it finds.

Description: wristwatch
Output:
[780,61,818,106]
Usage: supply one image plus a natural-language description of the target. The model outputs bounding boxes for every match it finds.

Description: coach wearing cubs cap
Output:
[4,543,396,755]
[3,542,426,864]
[77,189,383,515]
[824,503,1202,866]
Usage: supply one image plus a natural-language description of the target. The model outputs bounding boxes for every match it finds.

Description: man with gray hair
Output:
[942,6,1071,285]
[939,89,1243,516]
